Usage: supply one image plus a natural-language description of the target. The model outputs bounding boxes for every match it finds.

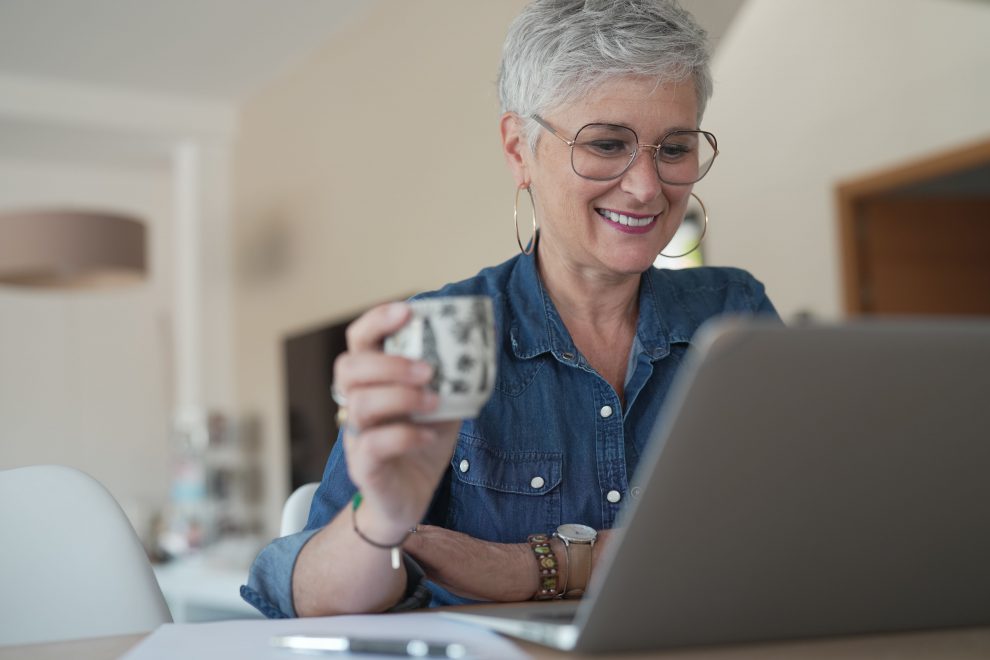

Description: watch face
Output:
[556,523,597,543]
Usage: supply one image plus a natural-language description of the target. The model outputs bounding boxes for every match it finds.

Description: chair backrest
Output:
[0,465,172,647]
[279,482,320,537]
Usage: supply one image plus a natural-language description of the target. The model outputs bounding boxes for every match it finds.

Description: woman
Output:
[243,0,778,618]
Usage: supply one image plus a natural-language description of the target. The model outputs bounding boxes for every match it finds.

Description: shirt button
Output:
[599,405,613,418]
[459,459,470,473]
[561,352,575,361]
[631,486,643,499]
[606,490,622,504]
[530,476,545,489]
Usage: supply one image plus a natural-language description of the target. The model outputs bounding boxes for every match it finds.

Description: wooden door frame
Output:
[836,138,990,315]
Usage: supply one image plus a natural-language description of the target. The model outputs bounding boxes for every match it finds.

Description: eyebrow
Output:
[584,119,701,138]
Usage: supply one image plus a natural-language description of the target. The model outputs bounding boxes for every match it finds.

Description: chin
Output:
[603,249,661,276]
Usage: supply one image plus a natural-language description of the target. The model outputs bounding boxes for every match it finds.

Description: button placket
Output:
[594,377,626,527]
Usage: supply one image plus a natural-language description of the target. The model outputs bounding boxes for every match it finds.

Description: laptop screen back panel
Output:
[576,321,990,653]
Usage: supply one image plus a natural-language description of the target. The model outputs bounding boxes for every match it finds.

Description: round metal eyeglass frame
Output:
[530,114,718,185]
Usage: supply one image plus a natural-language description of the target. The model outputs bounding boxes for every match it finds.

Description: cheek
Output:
[539,179,605,222]
[664,187,693,219]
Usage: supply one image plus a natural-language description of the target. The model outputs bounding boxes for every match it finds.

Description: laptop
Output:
[444,318,990,653]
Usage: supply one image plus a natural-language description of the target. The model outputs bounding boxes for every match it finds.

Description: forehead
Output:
[550,75,699,133]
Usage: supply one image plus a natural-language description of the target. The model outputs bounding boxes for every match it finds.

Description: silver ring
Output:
[331,383,348,406]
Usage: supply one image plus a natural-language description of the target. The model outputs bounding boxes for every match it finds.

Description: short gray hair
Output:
[498,0,713,148]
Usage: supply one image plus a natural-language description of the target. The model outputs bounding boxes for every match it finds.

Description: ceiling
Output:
[0,0,372,101]
[0,0,743,103]
[0,1,744,169]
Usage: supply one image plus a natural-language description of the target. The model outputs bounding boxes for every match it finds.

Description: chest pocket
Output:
[448,434,562,543]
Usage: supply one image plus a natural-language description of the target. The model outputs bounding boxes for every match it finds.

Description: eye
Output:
[573,124,637,159]
[657,142,694,162]
[580,139,633,158]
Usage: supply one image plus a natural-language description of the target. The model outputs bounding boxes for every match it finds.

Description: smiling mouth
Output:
[597,209,658,228]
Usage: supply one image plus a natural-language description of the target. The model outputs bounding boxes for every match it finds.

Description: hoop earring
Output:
[514,185,538,255]
[660,192,708,259]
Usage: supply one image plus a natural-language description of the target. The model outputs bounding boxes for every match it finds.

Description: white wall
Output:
[0,76,238,543]
[703,0,990,320]
[0,158,173,537]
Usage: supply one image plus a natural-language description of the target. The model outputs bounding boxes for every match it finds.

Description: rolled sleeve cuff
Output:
[242,528,319,618]
[241,529,431,618]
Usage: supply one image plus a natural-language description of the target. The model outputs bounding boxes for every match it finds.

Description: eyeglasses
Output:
[531,115,718,185]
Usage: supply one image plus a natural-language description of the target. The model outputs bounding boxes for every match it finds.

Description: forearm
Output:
[405,525,539,602]
[405,526,615,602]
[292,504,412,616]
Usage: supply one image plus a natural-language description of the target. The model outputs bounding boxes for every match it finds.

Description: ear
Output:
[500,112,530,188]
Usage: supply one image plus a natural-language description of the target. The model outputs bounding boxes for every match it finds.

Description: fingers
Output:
[346,385,438,433]
[344,423,439,463]
[334,302,432,418]
[346,302,412,352]
[334,352,433,397]
[334,301,461,518]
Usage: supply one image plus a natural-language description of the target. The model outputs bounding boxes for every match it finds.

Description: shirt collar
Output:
[506,252,682,363]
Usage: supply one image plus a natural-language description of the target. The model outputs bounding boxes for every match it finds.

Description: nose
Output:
[619,146,664,204]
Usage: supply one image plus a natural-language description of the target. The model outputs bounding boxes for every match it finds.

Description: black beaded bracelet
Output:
[351,492,417,570]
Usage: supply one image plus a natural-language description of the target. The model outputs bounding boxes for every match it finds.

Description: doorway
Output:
[837,139,990,316]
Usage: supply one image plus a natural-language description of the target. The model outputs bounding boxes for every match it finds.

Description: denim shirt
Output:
[242,252,778,617]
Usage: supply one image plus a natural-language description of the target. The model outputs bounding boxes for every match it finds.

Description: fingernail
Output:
[387,302,408,321]
[410,361,434,380]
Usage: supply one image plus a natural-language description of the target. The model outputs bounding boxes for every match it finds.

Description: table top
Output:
[4,622,990,659]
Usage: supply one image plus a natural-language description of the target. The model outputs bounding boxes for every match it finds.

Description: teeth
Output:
[600,209,655,228]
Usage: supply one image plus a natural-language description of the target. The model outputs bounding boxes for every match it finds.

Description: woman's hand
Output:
[333,302,461,539]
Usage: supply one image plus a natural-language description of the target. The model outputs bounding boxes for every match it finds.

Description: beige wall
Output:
[233,1,528,530]
[702,0,990,320]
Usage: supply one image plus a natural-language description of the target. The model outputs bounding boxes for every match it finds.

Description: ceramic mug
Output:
[384,296,496,421]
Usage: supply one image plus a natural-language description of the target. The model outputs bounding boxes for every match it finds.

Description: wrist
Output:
[549,536,568,595]
[526,533,561,599]
[553,524,597,599]
[354,493,420,541]
[350,493,418,570]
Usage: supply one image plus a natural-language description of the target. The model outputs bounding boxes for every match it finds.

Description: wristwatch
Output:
[553,523,597,598]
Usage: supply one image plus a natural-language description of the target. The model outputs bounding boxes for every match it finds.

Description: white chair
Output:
[0,465,172,647]
[279,482,320,537]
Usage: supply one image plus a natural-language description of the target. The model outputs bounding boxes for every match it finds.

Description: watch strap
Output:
[561,538,592,598]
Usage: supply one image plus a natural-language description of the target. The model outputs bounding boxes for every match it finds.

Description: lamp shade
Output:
[0,209,147,288]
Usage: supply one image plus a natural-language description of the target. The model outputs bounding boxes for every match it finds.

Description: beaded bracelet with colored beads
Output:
[527,533,560,600]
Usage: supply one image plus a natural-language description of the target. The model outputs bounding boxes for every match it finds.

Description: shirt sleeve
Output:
[241,434,432,617]
[751,275,781,319]
[240,531,430,618]
[241,528,319,618]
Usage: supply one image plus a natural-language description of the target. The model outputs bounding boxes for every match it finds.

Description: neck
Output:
[535,248,640,330]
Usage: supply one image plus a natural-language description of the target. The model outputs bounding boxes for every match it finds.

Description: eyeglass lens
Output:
[570,124,715,184]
